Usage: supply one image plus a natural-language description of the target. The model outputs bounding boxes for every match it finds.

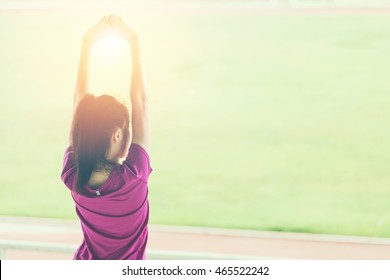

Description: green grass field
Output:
[1,5,390,237]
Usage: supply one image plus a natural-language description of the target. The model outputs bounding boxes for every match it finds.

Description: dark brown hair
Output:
[71,94,130,194]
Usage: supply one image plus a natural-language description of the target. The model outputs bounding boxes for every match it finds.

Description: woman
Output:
[61,15,152,260]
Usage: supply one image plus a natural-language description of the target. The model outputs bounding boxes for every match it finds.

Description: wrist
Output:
[128,36,140,50]
[125,32,138,43]
[82,35,96,46]
[81,39,93,51]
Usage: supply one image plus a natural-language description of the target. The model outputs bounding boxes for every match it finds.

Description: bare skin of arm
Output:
[110,16,151,154]
[74,17,109,105]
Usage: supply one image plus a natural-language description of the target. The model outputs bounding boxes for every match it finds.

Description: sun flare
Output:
[89,33,131,97]
[94,33,127,57]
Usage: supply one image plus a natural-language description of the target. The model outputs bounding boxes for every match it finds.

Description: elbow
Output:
[141,95,148,103]
[132,91,148,103]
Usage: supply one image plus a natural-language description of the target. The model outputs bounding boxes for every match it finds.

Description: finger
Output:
[108,14,114,24]
[110,14,117,23]
[109,17,115,29]
[112,15,121,29]
[113,14,120,24]
[114,14,119,24]
[118,16,124,25]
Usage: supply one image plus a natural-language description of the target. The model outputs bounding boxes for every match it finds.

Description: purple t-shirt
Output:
[61,143,152,260]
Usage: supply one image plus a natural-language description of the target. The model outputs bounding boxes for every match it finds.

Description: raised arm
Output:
[111,16,151,154]
[74,17,109,105]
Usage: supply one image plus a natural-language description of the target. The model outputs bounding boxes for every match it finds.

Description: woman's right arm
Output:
[74,17,108,106]
[71,17,109,146]
[74,42,91,105]
[113,17,151,154]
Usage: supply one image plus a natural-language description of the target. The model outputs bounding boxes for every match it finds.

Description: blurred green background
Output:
[1,0,390,237]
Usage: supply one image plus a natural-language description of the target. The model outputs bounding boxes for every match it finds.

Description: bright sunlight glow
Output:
[94,33,127,58]
[89,33,131,99]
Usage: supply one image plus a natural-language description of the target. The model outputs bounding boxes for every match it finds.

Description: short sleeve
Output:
[123,144,152,183]
[61,146,77,190]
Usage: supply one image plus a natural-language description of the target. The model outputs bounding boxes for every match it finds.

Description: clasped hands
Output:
[83,15,137,45]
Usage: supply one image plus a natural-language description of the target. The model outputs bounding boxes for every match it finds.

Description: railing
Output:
[0,239,260,260]
[0,240,76,259]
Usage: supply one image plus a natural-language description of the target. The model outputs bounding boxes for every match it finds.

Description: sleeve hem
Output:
[128,143,151,166]
[65,146,73,154]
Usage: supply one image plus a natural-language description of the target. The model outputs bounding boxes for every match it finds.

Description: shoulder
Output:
[61,146,77,191]
[122,143,152,183]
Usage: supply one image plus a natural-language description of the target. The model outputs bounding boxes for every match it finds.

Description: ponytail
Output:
[72,94,99,193]
[71,94,130,194]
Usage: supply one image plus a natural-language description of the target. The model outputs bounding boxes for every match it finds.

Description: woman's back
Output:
[61,143,152,259]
